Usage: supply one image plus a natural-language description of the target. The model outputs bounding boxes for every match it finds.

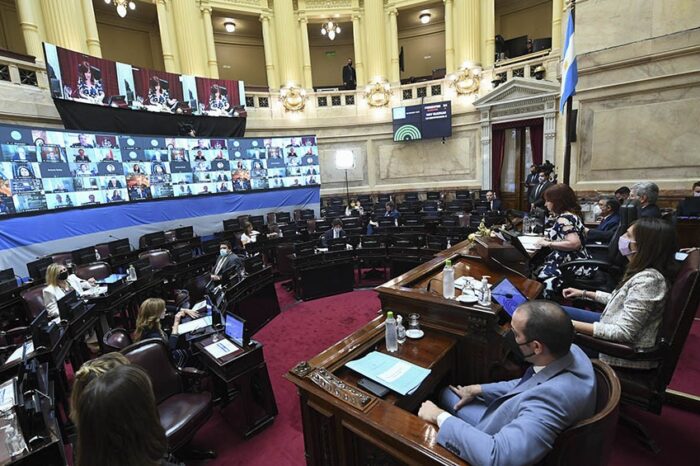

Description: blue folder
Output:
[346,351,431,396]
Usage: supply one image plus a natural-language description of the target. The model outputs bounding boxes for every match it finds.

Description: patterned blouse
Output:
[149,89,170,106]
[78,79,103,99]
[537,212,595,299]
[210,96,229,110]
[592,268,668,369]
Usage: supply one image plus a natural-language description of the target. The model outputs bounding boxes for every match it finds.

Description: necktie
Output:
[516,366,535,387]
[535,183,543,199]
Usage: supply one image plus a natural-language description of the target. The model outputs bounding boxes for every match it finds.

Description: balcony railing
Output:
[0,50,49,89]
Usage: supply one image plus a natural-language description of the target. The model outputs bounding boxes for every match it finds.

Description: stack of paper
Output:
[346,351,431,395]
[518,235,544,251]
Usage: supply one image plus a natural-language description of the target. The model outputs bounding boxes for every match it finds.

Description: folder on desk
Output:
[346,351,431,396]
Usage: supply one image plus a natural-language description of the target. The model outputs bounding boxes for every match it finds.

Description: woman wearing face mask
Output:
[561,217,677,368]
[240,221,260,246]
[43,263,98,321]
[134,298,198,367]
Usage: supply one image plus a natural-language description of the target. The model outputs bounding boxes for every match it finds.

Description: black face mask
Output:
[58,271,69,280]
[505,330,535,362]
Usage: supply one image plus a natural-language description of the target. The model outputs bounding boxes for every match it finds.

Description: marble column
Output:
[200,1,219,78]
[155,0,178,73]
[273,0,302,86]
[15,0,44,61]
[453,0,466,68]
[388,8,400,84]
[464,0,481,66]
[363,0,387,82]
[40,0,87,53]
[551,0,564,52]
[480,0,495,68]
[171,0,206,76]
[259,14,278,89]
[298,15,313,89]
[443,0,454,73]
[351,13,365,88]
[81,0,102,57]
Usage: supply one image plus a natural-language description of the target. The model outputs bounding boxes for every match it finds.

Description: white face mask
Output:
[694,191,700,197]
[220,249,229,257]
[593,205,602,217]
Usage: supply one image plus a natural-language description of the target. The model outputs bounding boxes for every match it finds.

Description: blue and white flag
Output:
[559,11,577,113]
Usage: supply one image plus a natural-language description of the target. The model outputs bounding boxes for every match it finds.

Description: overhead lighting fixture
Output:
[105,0,136,18]
[321,20,342,41]
[419,12,431,24]
[224,21,236,33]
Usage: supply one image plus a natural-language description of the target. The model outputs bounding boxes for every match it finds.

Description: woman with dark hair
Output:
[148,76,175,109]
[209,84,230,112]
[75,364,183,466]
[562,217,677,368]
[536,184,595,299]
[77,61,105,103]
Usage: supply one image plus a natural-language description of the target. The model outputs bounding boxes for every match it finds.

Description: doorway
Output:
[491,118,543,211]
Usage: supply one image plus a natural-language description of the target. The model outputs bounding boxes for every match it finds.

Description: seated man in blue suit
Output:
[419,301,596,466]
[321,218,346,247]
[586,196,620,243]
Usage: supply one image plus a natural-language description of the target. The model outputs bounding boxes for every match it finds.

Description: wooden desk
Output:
[287,239,543,465]
[677,218,700,249]
[194,334,277,438]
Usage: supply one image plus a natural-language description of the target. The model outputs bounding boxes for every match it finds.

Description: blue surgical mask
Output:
[618,236,636,257]
[220,249,229,257]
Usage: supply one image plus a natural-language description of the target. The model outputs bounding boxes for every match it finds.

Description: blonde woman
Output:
[134,298,198,367]
[43,263,98,320]
[70,353,130,424]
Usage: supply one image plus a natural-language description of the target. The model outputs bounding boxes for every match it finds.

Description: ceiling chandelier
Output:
[320,21,341,40]
[105,0,136,18]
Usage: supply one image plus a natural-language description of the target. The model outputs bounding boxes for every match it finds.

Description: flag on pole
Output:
[559,10,577,113]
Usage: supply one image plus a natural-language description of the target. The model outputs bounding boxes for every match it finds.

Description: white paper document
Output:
[378,361,411,384]
[179,316,212,334]
[5,342,34,365]
[204,339,240,359]
[0,379,16,411]
[518,235,544,251]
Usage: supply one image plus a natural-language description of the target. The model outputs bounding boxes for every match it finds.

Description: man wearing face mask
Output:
[562,217,677,369]
[676,181,700,217]
[585,197,620,244]
[210,241,244,283]
[418,301,596,466]
[628,181,661,218]
[528,168,553,210]
[321,218,345,247]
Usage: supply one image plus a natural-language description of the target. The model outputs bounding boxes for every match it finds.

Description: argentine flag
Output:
[559,12,577,113]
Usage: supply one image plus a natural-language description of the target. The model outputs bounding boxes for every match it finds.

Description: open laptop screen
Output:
[491,278,528,317]
[225,313,246,347]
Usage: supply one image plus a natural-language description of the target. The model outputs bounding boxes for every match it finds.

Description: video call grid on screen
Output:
[0,124,320,217]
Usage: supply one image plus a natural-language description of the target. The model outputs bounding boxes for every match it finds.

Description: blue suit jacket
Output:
[597,213,620,232]
[437,345,596,466]
[587,213,620,243]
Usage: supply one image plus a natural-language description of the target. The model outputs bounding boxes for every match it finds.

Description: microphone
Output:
[493,292,514,299]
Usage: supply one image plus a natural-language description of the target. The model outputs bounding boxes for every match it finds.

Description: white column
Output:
[298,15,313,89]
[200,2,219,78]
[15,0,44,62]
[155,0,178,73]
[552,0,564,52]
[260,14,278,89]
[444,0,454,72]
[81,0,102,57]
[481,0,495,68]
[388,8,400,83]
[351,13,365,87]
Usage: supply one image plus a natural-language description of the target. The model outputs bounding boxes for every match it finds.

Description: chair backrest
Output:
[75,261,112,280]
[94,243,111,259]
[122,338,183,403]
[20,284,47,319]
[103,328,133,352]
[51,252,72,265]
[541,360,621,466]
[656,250,700,386]
[138,249,173,270]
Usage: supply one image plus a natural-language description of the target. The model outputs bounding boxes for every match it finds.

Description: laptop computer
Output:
[224,313,250,348]
[491,278,528,317]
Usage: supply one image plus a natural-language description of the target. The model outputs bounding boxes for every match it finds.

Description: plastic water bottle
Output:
[396,315,406,344]
[479,276,491,306]
[127,264,137,282]
[442,259,455,299]
[385,311,398,352]
[523,214,530,234]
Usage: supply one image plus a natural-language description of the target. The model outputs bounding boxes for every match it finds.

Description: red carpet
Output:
[189,286,699,466]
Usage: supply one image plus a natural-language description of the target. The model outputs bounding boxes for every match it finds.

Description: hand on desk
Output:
[211,274,221,282]
[418,400,445,425]
[562,287,584,299]
[180,309,201,319]
[87,278,97,285]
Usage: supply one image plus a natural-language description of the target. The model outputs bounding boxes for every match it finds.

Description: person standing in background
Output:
[342,58,356,90]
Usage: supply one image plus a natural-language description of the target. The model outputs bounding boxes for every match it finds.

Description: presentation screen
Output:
[392,101,452,142]
[0,124,320,217]
[44,43,246,117]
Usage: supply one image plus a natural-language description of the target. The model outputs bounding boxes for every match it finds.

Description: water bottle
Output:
[442,259,455,299]
[523,214,530,234]
[396,315,406,344]
[127,264,137,282]
[446,238,452,249]
[385,311,398,352]
[479,276,491,306]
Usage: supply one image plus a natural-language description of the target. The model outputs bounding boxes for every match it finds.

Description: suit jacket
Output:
[529,180,553,207]
[489,199,503,211]
[640,203,661,218]
[211,253,243,278]
[586,213,620,243]
[342,64,356,85]
[321,228,346,247]
[438,344,596,466]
